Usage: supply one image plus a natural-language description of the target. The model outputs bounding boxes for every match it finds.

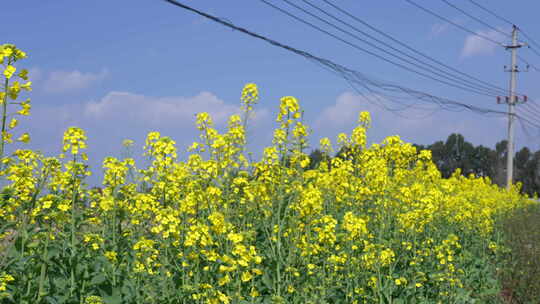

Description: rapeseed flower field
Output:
[0,45,536,303]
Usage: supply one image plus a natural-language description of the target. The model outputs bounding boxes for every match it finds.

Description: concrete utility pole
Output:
[502,25,522,189]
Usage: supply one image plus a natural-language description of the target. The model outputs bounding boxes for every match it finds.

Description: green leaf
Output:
[90,273,107,286]
[121,283,135,300]
[262,272,273,291]
[26,240,40,248]
[103,293,122,304]
[53,277,69,290]
[46,247,61,260]
[44,295,59,304]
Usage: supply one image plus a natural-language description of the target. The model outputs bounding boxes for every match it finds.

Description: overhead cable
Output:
[440,0,511,39]
[161,0,540,130]
[404,0,505,46]
[321,0,509,96]
[262,0,502,97]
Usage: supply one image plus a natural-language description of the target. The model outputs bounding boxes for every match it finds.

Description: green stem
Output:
[18,165,49,260]
[80,280,86,304]
[0,58,11,164]
[70,154,78,297]
[36,231,50,303]
[111,182,118,288]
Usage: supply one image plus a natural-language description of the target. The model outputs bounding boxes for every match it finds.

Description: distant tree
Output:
[530,151,540,196]
[515,147,531,178]
[308,149,325,170]
[426,134,475,178]
[426,140,446,173]
[492,140,508,187]
[471,145,495,177]
[515,147,537,196]
[334,146,352,160]
[415,135,540,196]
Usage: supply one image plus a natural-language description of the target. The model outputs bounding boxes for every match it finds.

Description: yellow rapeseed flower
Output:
[3,66,16,79]
[17,133,30,143]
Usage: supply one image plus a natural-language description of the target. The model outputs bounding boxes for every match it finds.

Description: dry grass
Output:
[499,202,540,303]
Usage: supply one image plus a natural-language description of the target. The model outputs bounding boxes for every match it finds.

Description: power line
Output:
[404,0,505,46]
[161,0,540,131]
[300,0,510,96]
[518,46,540,72]
[261,0,503,97]
[322,0,540,122]
[296,0,540,123]
[517,112,540,152]
[440,0,511,39]
[406,0,540,83]
[521,102,540,118]
[517,55,535,70]
[409,0,540,133]
[467,0,540,50]
[307,55,428,115]
[463,0,540,66]
[520,31,540,55]
[321,0,509,96]
[467,0,513,26]
[516,107,540,128]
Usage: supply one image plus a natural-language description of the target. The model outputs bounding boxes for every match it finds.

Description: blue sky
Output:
[3,1,540,182]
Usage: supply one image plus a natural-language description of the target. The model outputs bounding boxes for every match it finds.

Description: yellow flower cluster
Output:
[0,70,536,303]
[62,127,88,157]
[83,233,104,251]
[0,273,15,299]
[0,44,32,166]
[84,295,104,304]
[133,238,161,275]
[240,82,258,112]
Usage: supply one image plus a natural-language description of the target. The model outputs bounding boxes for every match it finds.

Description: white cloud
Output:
[428,18,465,38]
[28,67,43,83]
[83,91,269,127]
[430,22,451,38]
[315,92,366,128]
[21,90,272,184]
[461,28,507,57]
[43,68,108,93]
[313,91,506,148]
[315,92,435,130]
[15,89,518,184]
[22,90,272,158]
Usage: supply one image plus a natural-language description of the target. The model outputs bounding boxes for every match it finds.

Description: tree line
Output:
[308,133,540,197]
